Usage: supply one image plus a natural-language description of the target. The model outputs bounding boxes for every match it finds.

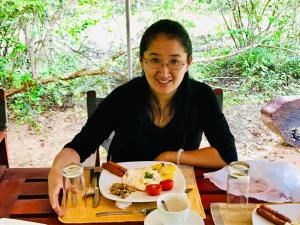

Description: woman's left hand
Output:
[154,151,176,162]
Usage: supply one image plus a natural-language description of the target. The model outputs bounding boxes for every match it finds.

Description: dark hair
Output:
[139,19,192,60]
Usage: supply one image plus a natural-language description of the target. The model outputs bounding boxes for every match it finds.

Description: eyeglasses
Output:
[142,58,186,70]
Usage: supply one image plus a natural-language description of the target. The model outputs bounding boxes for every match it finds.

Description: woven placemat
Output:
[59,165,205,223]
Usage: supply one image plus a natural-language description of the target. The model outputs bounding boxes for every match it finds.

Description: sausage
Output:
[260,205,292,223]
[102,162,125,177]
[107,161,127,173]
[256,207,286,225]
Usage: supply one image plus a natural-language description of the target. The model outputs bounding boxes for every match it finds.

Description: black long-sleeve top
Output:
[65,76,237,164]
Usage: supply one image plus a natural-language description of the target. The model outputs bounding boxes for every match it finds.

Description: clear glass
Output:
[225,161,251,222]
[61,162,86,219]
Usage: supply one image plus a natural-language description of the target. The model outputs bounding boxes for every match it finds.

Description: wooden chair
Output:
[86,91,113,166]
[214,88,223,112]
[0,89,9,167]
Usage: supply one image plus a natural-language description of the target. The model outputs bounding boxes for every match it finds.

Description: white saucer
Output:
[144,209,204,225]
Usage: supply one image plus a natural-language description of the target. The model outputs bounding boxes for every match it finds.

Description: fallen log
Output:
[261,96,300,147]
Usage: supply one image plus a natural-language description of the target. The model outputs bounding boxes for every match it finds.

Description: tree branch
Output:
[221,10,239,48]
[6,68,127,97]
[193,43,299,63]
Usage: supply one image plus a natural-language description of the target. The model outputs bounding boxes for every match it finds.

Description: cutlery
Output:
[185,188,193,193]
[92,171,101,208]
[96,207,156,216]
[84,168,95,197]
[161,200,169,211]
[70,178,77,206]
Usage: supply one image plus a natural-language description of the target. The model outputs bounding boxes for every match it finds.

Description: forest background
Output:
[0,0,300,167]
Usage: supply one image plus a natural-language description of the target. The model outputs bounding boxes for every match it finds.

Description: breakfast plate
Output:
[252,204,300,225]
[144,209,204,225]
[99,161,186,202]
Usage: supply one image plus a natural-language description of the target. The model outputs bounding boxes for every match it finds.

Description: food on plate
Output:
[160,179,174,191]
[151,163,176,180]
[146,184,162,196]
[260,205,292,223]
[256,204,292,225]
[107,162,177,198]
[109,182,136,198]
[108,161,127,173]
[123,167,161,191]
[102,161,127,177]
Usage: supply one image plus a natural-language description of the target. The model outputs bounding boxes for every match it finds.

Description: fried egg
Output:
[122,167,161,191]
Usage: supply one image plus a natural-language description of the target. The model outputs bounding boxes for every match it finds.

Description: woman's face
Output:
[141,34,192,101]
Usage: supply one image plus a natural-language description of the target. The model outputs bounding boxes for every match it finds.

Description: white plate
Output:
[252,204,300,225]
[144,209,204,225]
[99,161,186,202]
[0,218,46,225]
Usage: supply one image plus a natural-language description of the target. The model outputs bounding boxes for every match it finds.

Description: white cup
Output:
[157,193,190,225]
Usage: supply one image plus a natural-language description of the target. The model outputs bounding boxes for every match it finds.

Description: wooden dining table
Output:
[0,166,226,225]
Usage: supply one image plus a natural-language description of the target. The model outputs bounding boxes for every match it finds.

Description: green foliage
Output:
[193,46,300,104]
[68,18,99,41]
[1,0,299,127]
[210,0,299,47]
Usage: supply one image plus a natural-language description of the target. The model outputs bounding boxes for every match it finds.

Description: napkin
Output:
[0,218,46,225]
[204,160,300,202]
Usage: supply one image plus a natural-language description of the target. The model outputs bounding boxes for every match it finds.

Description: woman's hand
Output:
[48,148,80,216]
[48,167,64,216]
[155,147,227,168]
[154,151,176,162]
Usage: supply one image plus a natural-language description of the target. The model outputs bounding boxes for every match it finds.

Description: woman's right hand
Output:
[48,148,80,216]
[48,166,64,216]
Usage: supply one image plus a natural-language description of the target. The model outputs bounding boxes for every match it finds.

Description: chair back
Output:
[0,89,9,167]
[87,90,103,118]
[88,88,223,114]
[86,91,111,166]
[0,89,7,130]
[213,88,223,112]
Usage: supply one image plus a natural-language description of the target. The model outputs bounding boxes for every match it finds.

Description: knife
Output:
[93,171,101,208]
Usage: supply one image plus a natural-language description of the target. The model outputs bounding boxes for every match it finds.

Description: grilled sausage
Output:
[102,162,125,177]
[260,205,292,223]
[107,161,127,173]
[256,207,287,225]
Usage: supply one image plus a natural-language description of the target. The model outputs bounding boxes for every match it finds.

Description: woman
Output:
[48,19,237,215]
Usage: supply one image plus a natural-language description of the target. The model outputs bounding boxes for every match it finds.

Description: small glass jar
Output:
[61,162,86,218]
[225,161,251,222]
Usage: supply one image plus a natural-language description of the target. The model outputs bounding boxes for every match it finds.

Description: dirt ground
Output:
[7,104,300,170]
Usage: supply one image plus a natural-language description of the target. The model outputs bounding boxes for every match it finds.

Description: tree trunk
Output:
[261,96,300,147]
[23,24,38,79]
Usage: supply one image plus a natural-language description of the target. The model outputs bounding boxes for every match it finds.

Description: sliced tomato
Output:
[146,184,162,196]
[160,179,174,191]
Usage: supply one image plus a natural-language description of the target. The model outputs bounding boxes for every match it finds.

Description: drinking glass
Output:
[61,162,86,218]
[225,161,251,222]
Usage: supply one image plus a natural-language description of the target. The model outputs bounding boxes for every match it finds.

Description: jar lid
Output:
[62,162,83,178]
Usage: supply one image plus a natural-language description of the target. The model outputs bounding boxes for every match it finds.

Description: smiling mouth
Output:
[157,79,171,84]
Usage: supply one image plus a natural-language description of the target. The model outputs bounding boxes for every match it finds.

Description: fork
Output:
[96,207,156,216]
[84,168,95,197]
